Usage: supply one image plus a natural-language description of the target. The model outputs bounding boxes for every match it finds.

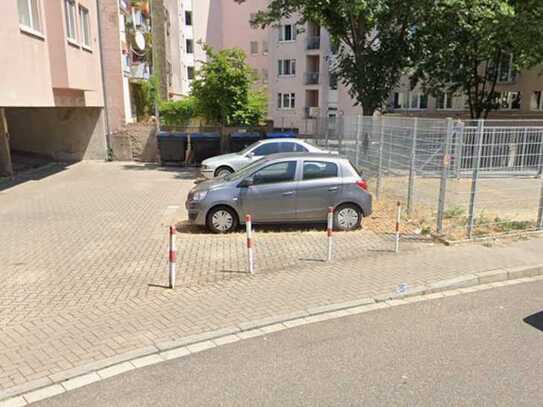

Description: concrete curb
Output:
[1,263,542,406]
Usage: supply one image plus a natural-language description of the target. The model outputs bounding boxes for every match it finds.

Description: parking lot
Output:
[0,162,418,325]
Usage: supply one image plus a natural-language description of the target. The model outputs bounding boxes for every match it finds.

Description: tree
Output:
[413,0,543,119]
[237,0,431,115]
[191,46,267,126]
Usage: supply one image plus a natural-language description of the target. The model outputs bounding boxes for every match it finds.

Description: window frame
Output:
[18,0,44,38]
[278,59,296,76]
[185,10,192,26]
[302,160,339,181]
[277,92,296,110]
[250,161,298,186]
[251,142,281,157]
[531,91,543,111]
[79,5,91,50]
[64,0,78,44]
[250,41,259,55]
[186,39,194,54]
[279,24,296,42]
[187,66,194,80]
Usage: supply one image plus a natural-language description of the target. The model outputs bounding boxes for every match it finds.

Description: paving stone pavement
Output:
[1,161,542,396]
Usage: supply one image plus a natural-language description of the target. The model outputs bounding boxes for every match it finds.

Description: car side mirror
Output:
[239,177,254,188]
[246,152,255,159]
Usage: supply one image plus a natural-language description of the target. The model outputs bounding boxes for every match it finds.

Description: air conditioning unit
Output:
[308,107,321,118]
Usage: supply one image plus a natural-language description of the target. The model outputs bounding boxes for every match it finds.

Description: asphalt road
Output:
[35,280,543,407]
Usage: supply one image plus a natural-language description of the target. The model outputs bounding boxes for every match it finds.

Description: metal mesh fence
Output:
[306,116,543,241]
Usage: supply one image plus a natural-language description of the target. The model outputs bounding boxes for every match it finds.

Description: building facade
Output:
[0,0,107,173]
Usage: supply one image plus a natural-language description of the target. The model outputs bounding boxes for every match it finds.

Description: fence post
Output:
[538,178,543,230]
[325,117,330,147]
[436,118,454,234]
[467,120,485,239]
[407,118,418,214]
[355,115,362,167]
[168,226,176,289]
[327,207,334,261]
[376,116,385,199]
[395,201,401,253]
[455,121,465,179]
[245,215,255,274]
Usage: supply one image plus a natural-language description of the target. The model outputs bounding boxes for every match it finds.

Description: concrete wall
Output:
[97,0,125,133]
[6,108,106,161]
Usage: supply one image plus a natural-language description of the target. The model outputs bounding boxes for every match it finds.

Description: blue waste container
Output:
[189,133,221,163]
[157,132,187,164]
[266,131,297,139]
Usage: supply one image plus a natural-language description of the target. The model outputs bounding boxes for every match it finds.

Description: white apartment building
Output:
[175,0,357,133]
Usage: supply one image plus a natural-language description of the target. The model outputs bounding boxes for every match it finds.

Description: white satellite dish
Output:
[134,31,146,50]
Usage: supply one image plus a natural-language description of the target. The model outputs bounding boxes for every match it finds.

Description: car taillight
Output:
[357,180,368,191]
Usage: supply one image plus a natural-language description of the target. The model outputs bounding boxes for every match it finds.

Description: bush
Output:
[159,97,198,126]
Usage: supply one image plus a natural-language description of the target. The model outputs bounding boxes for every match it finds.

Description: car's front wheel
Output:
[334,204,362,231]
[206,206,238,234]
[215,166,234,177]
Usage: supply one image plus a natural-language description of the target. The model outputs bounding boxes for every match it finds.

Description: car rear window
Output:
[303,161,338,180]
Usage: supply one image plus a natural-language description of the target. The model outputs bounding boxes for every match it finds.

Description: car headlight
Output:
[192,191,208,201]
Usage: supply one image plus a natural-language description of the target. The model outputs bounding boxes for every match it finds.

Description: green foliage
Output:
[444,206,466,219]
[132,74,160,121]
[159,97,198,126]
[413,0,543,119]
[241,0,432,115]
[191,46,266,126]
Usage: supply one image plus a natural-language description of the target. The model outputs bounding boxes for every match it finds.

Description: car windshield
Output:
[223,157,268,181]
[238,141,263,156]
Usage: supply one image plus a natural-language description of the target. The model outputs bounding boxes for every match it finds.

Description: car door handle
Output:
[282,191,295,196]
[328,187,339,192]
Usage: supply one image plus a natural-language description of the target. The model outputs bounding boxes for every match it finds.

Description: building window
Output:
[17,0,42,34]
[64,0,77,41]
[262,68,269,84]
[497,54,518,83]
[185,11,192,26]
[279,24,296,42]
[496,91,521,110]
[278,59,296,76]
[187,66,194,80]
[278,93,296,109]
[531,91,543,111]
[436,92,466,110]
[79,6,91,48]
[262,41,269,55]
[186,39,194,54]
[250,41,259,55]
[408,93,428,110]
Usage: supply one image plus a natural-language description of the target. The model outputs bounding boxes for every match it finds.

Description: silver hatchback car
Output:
[186,153,372,233]
[199,138,325,178]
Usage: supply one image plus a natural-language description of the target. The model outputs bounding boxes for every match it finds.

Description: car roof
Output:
[259,138,305,143]
[263,152,347,161]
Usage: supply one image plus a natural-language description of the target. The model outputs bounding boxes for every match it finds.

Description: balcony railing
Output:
[306,36,321,50]
[305,72,320,85]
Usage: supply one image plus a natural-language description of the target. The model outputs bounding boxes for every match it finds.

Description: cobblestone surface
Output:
[0,161,541,395]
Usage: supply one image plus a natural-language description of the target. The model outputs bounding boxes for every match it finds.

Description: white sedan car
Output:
[200,138,327,178]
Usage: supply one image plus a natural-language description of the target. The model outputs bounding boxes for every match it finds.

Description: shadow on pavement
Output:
[524,311,543,332]
[0,161,69,192]
[121,163,197,180]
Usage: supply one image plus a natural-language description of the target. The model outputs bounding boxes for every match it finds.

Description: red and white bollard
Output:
[245,215,255,274]
[395,201,401,253]
[169,226,176,288]
[327,207,334,261]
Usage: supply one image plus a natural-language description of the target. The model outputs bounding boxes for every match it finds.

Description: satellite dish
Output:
[134,31,146,50]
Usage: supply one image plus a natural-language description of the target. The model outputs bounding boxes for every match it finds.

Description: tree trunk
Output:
[0,108,13,177]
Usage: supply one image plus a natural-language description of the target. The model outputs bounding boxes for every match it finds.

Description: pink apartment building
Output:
[0,0,107,173]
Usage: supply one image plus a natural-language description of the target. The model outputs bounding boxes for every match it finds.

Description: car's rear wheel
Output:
[334,204,362,231]
[215,166,234,177]
[207,206,238,234]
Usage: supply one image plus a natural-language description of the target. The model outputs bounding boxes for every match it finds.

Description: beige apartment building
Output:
[0,0,106,175]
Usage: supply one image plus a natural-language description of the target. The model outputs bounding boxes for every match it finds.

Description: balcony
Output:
[305,72,320,85]
[306,36,321,50]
